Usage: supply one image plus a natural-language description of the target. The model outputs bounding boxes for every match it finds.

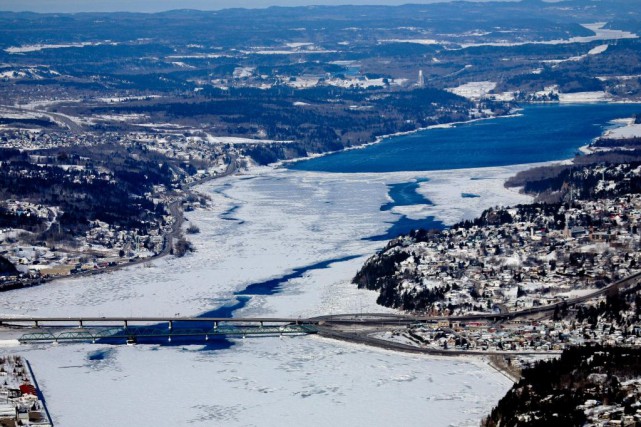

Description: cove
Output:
[289,103,641,173]
[371,179,444,240]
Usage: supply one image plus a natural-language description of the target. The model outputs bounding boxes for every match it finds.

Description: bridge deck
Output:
[18,324,318,343]
[1,316,311,324]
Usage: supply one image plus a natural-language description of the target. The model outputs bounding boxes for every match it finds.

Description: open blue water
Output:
[292,103,641,239]
[235,255,360,296]
[380,179,431,211]
[289,103,641,173]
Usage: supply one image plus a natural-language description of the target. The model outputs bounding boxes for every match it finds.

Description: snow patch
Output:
[602,118,641,139]
[5,41,117,54]
[558,91,611,103]
[447,81,497,100]
[588,44,609,55]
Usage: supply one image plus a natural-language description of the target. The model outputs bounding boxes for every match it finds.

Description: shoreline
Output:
[311,334,521,384]
[279,100,641,171]
[0,156,238,293]
[276,111,524,169]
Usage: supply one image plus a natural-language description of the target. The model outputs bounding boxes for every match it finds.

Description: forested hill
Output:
[483,346,641,427]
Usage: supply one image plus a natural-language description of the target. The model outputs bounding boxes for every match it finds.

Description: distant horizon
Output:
[0,0,521,14]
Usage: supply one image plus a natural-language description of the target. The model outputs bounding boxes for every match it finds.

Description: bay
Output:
[289,103,641,173]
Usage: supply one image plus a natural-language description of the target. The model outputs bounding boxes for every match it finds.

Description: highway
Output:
[315,324,560,358]
[0,105,85,133]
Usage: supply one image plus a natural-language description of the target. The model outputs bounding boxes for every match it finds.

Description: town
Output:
[356,191,641,315]
[0,355,51,427]
[0,127,237,290]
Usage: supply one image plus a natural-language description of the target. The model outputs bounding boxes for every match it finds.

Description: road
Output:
[315,324,559,358]
[159,154,238,258]
[310,270,641,327]
[0,316,309,327]
[0,105,84,133]
[3,268,637,377]
[6,266,639,328]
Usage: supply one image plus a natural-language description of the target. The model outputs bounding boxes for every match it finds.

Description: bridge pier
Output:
[124,320,128,328]
[169,320,173,332]
[214,321,218,330]
[34,320,39,328]
[79,320,83,328]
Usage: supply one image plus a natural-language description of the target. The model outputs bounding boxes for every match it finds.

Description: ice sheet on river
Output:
[0,165,533,319]
[0,164,532,426]
[4,337,512,427]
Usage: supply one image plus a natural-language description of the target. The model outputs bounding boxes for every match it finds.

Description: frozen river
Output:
[6,102,640,425]
[0,165,532,426]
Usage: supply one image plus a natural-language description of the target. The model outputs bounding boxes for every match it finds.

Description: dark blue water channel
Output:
[380,179,430,211]
[96,255,359,348]
[370,179,444,240]
[289,103,641,173]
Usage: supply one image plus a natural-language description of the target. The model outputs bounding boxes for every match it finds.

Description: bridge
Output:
[0,317,319,344]
[4,270,641,345]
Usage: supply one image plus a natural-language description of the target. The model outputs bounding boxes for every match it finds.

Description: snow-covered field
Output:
[202,135,294,145]
[447,81,497,100]
[558,91,612,103]
[602,118,641,139]
[97,95,162,103]
[0,165,532,426]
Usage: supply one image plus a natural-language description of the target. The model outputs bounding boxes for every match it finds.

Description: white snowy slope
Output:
[0,164,533,426]
[558,91,611,103]
[602,118,641,140]
[447,81,497,100]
